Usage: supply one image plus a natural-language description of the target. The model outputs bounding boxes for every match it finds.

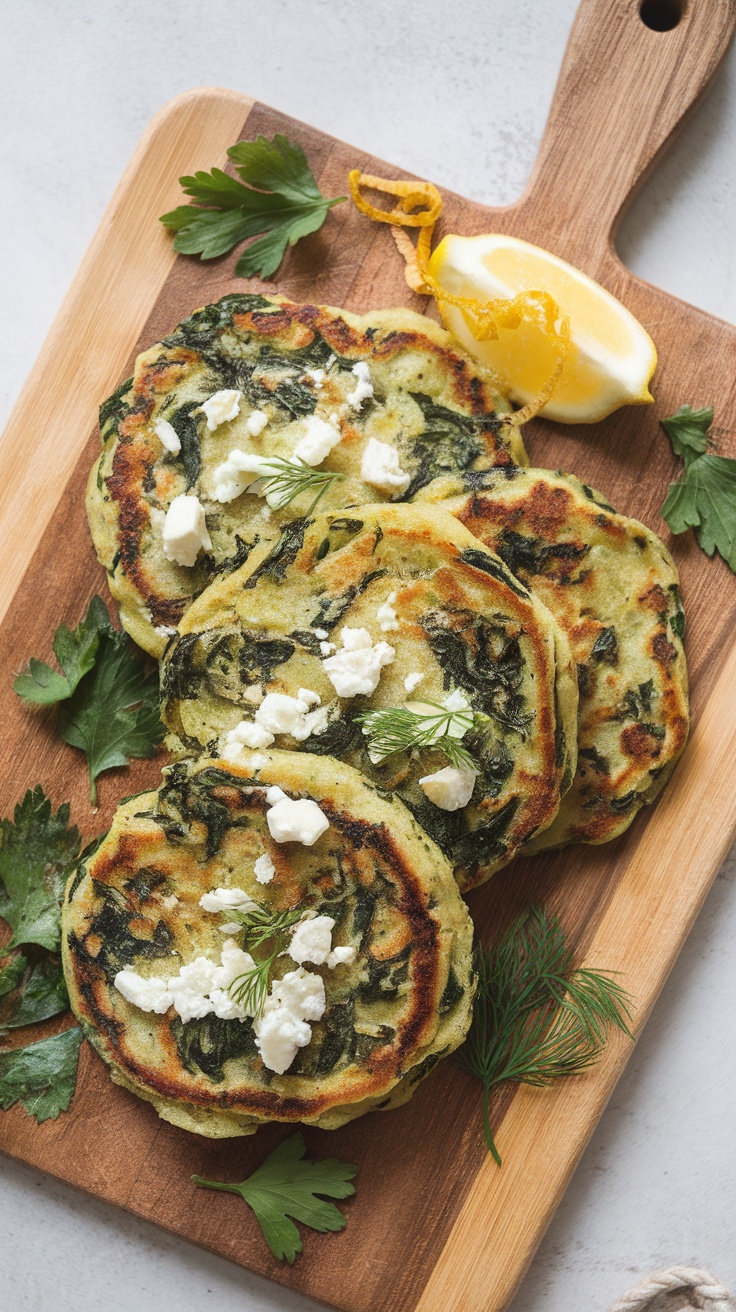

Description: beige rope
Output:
[607,1267,733,1312]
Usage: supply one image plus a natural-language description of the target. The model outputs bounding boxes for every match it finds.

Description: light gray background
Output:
[1,2,734,1309]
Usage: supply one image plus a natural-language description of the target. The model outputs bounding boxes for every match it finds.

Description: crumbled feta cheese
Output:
[208,939,257,1020]
[155,624,178,640]
[303,368,325,389]
[288,915,336,966]
[167,956,221,1022]
[162,495,212,567]
[199,887,259,914]
[253,966,326,1073]
[347,361,374,410]
[210,450,273,504]
[418,766,477,811]
[360,437,410,494]
[246,409,269,436]
[322,626,395,697]
[254,852,276,884]
[154,417,181,455]
[327,945,356,969]
[255,689,329,742]
[243,684,265,706]
[320,640,336,656]
[376,590,399,632]
[266,786,289,806]
[404,671,424,693]
[201,389,241,431]
[314,628,329,640]
[267,796,330,846]
[292,414,342,466]
[220,719,275,761]
[114,968,172,1014]
[249,753,269,773]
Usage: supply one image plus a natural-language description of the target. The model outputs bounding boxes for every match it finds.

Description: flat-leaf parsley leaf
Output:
[15,597,164,804]
[159,134,346,279]
[192,1131,357,1263]
[0,786,80,951]
[0,1027,83,1122]
[661,405,736,574]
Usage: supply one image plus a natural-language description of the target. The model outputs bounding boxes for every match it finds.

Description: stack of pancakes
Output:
[63,294,688,1137]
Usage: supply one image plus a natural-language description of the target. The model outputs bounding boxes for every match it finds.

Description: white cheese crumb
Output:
[313,628,329,640]
[242,684,265,706]
[347,361,374,410]
[267,796,330,846]
[266,786,288,806]
[255,689,329,742]
[253,967,326,1073]
[407,689,473,744]
[360,437,410,494]
[220,719,275,760]
[155,624,178,640]
[208,939,257,1020]
[292,414,342,466]
[327,945,356,969]
[418,766,477,811]
[167,956,221,1022]
[199,887,259,914]
[320,640,336,656]
[210,450,273,505]
[201,389,242,431]
[288,915,336,966]
[322,626,395,697]
[254,852,276,884]
[404,671,424,693]
[249,752,269,773]
[246,409,269,436]
[162,495,212,567]
[153,417,181,455]
[376,590,399,632]
[114,969,172,1014]
[303,368,325,389]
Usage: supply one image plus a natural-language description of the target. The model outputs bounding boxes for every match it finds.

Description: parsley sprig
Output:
[14,596,164,804]
[459,907,633,1164]
[356,700,481,770]
[193,1132,357,1263]
[661,404,736,573]
[226,904,305,1017]
[160,134,346,279]
[0,786,87,1123]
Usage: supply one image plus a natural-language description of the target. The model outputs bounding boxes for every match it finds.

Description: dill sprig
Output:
[458,906,633,1165]
[227,904,305,1017]
[355,701,481,770]
[258,457,343,515]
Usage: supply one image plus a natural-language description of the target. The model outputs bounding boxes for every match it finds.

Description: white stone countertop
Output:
[1,2,735,1309]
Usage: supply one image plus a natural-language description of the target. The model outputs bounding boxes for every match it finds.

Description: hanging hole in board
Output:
[639,0,684,32]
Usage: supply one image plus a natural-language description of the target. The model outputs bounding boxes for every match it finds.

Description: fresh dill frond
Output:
[458,906,633,1165]
[227,904,305,1017]
[355,701,481,769]
[258,458,343,515]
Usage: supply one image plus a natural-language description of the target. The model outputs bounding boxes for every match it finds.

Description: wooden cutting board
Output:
[2,2,736,1308]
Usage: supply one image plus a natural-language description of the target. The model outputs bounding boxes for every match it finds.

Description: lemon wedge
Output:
[428,233,657,424]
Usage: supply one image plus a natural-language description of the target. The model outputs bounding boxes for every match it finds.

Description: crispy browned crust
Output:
[427,468,689,847]
[62,754,472,1127]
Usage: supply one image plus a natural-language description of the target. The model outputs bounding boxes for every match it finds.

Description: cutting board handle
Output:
[517,0,736,263]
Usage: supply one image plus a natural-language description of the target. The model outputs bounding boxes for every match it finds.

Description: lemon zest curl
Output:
[348,169,571,423]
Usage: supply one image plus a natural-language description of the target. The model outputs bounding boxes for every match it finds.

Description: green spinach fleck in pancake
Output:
[416,467,689,848]
[87,294,526,657]
[61,752,473,1138]
[160,503,578,889]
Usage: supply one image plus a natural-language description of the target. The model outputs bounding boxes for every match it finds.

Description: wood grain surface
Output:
[2,3,736,1310]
